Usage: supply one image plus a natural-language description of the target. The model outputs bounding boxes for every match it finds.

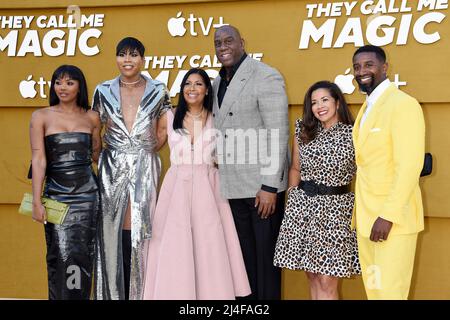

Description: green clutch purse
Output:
[19,193,70,225]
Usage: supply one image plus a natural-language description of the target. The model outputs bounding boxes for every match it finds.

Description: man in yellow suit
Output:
[351,45,425,300]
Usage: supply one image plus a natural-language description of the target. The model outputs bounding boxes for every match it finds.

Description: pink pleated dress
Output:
[143,110,251,300]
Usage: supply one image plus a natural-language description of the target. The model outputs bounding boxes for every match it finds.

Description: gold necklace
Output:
[187,108,204,119]
[119,77,144,88]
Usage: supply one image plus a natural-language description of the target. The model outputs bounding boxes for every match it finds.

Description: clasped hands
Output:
[255,190,277,219]
[370,216,393,242]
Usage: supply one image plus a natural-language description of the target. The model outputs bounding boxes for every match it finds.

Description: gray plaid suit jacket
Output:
[212,56,289,199]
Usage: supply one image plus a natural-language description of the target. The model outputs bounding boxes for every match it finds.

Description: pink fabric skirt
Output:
[143,164,251,300]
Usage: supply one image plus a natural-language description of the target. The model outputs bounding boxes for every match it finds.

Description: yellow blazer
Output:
[352,84,425,237]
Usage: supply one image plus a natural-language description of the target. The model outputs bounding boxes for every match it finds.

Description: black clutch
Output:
[420,153,432,177]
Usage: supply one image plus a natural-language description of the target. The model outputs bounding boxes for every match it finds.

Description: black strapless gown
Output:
[43,132,99,300]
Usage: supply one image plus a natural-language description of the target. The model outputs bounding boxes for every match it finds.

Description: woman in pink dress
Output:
[143,68,251,300]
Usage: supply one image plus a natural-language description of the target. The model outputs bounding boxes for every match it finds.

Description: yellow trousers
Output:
[357,232,418,300]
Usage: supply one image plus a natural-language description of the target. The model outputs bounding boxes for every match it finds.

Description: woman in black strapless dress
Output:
[29,65,101,299]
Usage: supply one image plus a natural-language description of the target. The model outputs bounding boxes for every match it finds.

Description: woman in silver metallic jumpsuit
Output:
[92,37,171,300]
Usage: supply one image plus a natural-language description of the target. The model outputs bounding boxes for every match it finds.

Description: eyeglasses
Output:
[184,82,204,89]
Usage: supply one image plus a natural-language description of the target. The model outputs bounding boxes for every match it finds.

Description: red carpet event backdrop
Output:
[0,0,449,299]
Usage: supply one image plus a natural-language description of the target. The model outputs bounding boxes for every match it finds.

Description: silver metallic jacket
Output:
[92,75,171,299]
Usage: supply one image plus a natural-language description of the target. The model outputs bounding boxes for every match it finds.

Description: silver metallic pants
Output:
[94,147,160,300]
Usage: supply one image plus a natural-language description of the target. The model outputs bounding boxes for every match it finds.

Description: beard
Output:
[356,74,375,94]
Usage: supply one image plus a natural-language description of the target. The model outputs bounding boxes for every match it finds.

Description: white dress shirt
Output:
[359,78,391,129]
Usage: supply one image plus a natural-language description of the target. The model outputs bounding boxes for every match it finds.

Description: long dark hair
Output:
[301,81,353,143]
[173,68,213,130]
[49,65,89,111]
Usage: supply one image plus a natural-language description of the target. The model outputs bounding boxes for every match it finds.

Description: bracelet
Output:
[287,186,296,193]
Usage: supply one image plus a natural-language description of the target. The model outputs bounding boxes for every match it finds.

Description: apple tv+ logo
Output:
[334,68,356,95]
[333,68,407,95]
[167,11,228,37]
[19,75,51,99]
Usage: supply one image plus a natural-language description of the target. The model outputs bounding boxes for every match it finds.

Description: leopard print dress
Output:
[273,119,361,278]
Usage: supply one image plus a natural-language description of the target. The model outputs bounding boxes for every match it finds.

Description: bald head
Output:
[214,25,245,72]
[214,25,242,40]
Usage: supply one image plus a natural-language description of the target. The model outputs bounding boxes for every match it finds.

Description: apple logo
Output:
[168,12,186,37]
[19,75,37,99]
[334,68,355,95]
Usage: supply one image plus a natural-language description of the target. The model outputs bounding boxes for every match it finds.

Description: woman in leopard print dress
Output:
[274,81,361,300]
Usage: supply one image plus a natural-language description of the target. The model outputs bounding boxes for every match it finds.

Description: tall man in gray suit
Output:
[212,25,289,299]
